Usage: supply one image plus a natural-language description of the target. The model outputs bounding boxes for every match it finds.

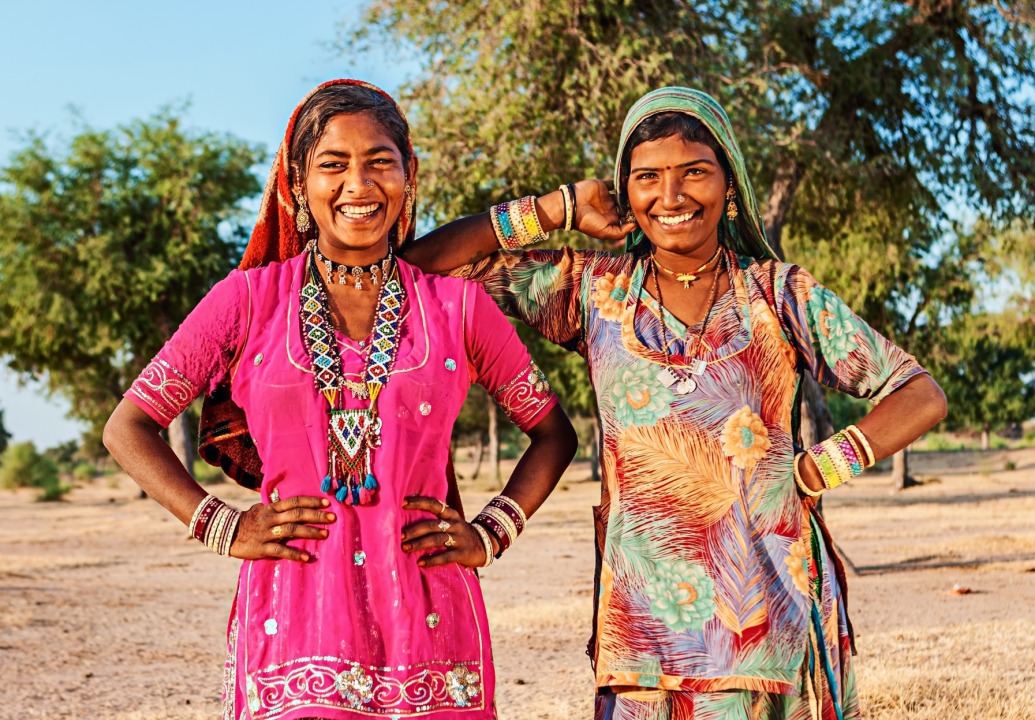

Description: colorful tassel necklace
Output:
[299,248,405,505]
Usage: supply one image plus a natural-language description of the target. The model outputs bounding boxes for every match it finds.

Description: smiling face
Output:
[301,111,413,262]
[626,134,727,262]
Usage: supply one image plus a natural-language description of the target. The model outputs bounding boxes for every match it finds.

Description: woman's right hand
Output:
[230,495,336,562]
[573,179,636,242]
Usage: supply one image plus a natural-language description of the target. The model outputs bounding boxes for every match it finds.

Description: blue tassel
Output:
[364,473,378,490]
[336,485,350,504]
[321,475,332,493]
[351,486,361,505]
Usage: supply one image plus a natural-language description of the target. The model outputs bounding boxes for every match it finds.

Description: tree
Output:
[933,311,1035,448]
[348,1,1035,487]
[0,407,11,455]
[0,110,264,476]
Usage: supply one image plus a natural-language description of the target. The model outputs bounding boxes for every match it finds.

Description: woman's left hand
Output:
[401,495,488,568]
[572,179,636,242]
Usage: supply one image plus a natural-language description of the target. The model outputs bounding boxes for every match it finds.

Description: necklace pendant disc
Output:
[675,377,697,395]
[688,358,707,376]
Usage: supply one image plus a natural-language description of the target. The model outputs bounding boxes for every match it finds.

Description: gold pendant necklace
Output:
[651,244,722,289]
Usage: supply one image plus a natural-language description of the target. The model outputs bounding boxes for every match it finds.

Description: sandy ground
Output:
[2,449,1034,719]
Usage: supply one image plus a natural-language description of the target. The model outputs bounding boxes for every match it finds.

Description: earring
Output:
[403,183,414,230]
[624,211,637,225]
[294,189,311,234]
[725,182,738,221]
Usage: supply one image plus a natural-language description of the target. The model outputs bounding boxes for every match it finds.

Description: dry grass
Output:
[2,449,1033,718]
[857,621,1035,719]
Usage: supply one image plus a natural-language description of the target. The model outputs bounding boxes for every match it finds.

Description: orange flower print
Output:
[785,539,811,596]
[721,405,771,469]
[591,272,631,322]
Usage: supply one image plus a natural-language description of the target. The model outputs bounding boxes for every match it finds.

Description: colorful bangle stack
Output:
[470,523,495,568]
[472,495,528,559]
[805,426,875,492]
[489,196,549,250]
[558,183,576,232]
[188,494,241,556]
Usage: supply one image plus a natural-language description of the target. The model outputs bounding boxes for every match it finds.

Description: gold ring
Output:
[444,535,456,547]
[439,500,449,515]
[271,525,282,538]
[437,519,450,532]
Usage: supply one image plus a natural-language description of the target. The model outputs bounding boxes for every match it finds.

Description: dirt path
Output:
[2,450,1033,719]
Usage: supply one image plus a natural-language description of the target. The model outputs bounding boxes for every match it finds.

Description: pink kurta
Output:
[127,254,556,720]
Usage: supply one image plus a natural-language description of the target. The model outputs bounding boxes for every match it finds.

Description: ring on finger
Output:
[437,519,450,533]
[271,525,283,538]
[444,535,457,547]
[439,500,449,515]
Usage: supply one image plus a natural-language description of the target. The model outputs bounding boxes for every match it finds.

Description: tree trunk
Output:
[168,411,195,479]
[762,156,837,456]
[798,374,835,450]
[486,394,501,488]
[980,427,990,451]
[891,448,917,489]
[761,156,805,260]
[471,433,485,480]
[590,415,601,483]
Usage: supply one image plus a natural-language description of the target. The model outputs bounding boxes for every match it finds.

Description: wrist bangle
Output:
[845,424,875,467]
[558,184,574,232]
[567,183,577,230]
[471,521,495,568]
[793,453,824,497]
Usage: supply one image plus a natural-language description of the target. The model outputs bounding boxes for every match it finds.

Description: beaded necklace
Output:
[299,250,405,505]
[314,248,393,289]
[646,249,725,395]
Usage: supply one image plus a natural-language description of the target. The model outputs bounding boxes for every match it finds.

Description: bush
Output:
[0,442,60,490]
[72,462,97,482]
[36,475,71,502]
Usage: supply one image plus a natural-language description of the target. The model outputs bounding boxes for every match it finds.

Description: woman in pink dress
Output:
[103,80,579,720]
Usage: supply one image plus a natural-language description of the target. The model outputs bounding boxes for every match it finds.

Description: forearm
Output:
[103,399,209,525]
[854,373,947,461]
[497,404,578,519]
[798,373,947,491]
[400,192,566,274]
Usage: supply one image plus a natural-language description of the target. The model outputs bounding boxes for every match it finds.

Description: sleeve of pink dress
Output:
[124,271,248,426]
[462,282,558,431]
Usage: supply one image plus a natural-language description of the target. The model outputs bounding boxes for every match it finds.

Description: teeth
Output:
[338,203,379,218]
[656,211,695,226]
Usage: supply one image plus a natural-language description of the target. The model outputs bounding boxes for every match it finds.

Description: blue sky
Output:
[0,0,416,447]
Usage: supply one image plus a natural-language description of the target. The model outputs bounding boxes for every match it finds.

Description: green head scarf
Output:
[613,87,777,260]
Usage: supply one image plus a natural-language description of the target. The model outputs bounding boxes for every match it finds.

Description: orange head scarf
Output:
[199,79,418,488]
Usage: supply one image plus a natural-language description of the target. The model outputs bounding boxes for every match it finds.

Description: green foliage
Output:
[823,390,868,431]
[0,110,264,436]
[929,310,1035,436]
[0,407,10,454]
[349,1,1035,430]
[0,441,59,490]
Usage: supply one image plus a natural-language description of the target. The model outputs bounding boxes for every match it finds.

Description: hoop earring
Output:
[294,188,311,234]
[725,182,738,221]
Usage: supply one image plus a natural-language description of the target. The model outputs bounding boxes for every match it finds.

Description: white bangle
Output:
[471,523,495,568]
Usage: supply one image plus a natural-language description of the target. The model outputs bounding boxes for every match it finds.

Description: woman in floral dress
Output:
[404,87,947,719]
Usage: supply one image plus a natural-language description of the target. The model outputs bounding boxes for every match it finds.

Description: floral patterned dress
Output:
[458,247,925,718]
